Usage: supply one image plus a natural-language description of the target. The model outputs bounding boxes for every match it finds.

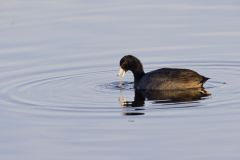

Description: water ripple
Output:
[0,59,238,116]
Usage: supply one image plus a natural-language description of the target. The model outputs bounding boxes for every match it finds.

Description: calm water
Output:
[1,0,240,159]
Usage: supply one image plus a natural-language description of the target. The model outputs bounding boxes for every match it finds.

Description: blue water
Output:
[1,0,240,159]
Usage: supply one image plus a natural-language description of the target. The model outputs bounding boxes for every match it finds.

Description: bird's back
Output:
[136,68,208,90]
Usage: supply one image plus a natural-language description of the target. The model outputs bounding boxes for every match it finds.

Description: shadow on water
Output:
[120,88,210,116]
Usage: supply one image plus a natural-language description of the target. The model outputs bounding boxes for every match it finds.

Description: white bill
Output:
[117,67,126,78]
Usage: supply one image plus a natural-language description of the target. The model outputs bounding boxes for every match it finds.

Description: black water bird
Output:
[118,55,209,90]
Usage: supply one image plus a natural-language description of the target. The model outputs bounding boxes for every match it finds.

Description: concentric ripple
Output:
[0,58,239,116]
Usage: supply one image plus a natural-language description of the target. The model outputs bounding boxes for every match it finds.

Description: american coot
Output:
[118,55,209,90]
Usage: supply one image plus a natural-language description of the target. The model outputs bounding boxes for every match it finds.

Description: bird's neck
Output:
[133,71,144,79]
[131,60,145,88]
[133,70,145,87]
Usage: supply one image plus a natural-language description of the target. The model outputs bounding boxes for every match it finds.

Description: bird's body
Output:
[118,55,209,90]
[136,68,208,90]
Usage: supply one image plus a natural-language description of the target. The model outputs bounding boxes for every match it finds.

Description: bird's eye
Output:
[122,61,127,67]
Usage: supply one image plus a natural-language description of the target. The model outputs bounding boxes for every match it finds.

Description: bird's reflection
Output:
[120,88,210,108]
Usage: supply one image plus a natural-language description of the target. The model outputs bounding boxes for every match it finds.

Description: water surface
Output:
[1,0,240,160]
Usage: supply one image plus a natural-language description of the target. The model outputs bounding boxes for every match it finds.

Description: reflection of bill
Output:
[119,95,145,116]
[119,88,210,108]
[119,96,128,107]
